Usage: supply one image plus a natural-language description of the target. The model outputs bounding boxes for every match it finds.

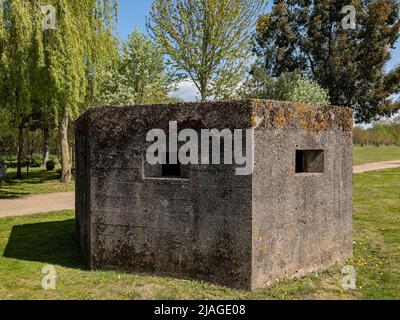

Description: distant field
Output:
[353,145,400,166]
[0,168,399,300]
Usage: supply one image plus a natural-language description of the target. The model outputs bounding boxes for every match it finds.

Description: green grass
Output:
[0,167,74,199]
[0,169,399,300]
[353,145,400,166]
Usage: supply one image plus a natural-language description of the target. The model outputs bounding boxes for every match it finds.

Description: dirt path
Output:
[0,192,74,218]
[353,160,400,174]
[1,160,400,218]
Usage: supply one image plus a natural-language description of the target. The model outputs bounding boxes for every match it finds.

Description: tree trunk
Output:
[200,78,207,101]
[43,127,50,165]
[16,125,24,179]
[60,109,71,183]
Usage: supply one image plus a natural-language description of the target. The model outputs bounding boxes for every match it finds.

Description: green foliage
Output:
[0,109,17,156]
[0,1,119,176]
[148,0,268,101]
[0,1,40,177]
[255,0,400,123]
[241,65,330,105]
[34,0,118,120]
[95,29,175,105]
[0,3,6,104]
[45,159,56,171]
[35,0,119,182]
[30,153,43,168]
[0,0,34,125]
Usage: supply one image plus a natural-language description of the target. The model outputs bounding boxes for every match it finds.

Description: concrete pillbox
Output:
[75,99,353,290]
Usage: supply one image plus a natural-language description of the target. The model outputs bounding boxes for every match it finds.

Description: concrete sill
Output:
[144,177,189,181]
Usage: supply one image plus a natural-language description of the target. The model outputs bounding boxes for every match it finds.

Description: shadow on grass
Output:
[0,189,31,199]
[3,219,88,270]
[5,168,61,184]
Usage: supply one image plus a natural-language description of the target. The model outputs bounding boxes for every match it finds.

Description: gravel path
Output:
[353,160,400,174]
[1,160,400,218]
[0,192,75,218]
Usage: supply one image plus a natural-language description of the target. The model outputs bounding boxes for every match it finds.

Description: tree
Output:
[0,0,35,178]
[241,63,330,105]
[1,1,118,179]
[28,1,55,166]
[353,120,400,146]
[38,0,118,183]
[255,0,400,123]
[0,109,17,159]
[148,0,267,101]
[95,29,175,105]
[353,126,367,146]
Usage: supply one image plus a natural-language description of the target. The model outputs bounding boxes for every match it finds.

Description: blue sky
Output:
[117,0,399,102]
[117,0,153,38]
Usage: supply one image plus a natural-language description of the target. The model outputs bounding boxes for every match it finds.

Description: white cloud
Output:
[172,80,199,102]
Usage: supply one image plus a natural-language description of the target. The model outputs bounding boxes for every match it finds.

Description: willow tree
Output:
[38,0,118,183]
[0,3,5,111]
[0,0,35,178]
[0,2,4,78]
[148,0,267,101]
[29,1,52,165]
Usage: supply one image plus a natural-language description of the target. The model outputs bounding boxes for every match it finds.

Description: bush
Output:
[241,65,330,106]
[46,160,56,171]
[31,153,43,167]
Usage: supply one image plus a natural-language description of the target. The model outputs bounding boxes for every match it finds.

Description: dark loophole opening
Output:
[162,153,181,177]
[296,150,325,173]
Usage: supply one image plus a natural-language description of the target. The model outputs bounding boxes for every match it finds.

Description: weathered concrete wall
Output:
[250,100,353,289]
[76,101,254,289]
[75,112,91,261]
[75,99,353,290]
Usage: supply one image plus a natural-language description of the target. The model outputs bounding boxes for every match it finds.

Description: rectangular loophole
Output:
[296,150,324,173]
[162,153,181,177]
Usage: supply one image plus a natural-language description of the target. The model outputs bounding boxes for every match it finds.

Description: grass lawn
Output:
[0,169,399,300]
[0,167,74,199]
[353,145,400,166]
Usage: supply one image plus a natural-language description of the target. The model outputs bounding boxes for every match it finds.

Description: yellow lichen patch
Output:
[311,110,330,131]
[267,103,296,129]
[249,115,259,127]
[286,108,296,122]
[335,107,353,133]
[297,102,315,131]
[249,99,353,134]
[274,108,287,128]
